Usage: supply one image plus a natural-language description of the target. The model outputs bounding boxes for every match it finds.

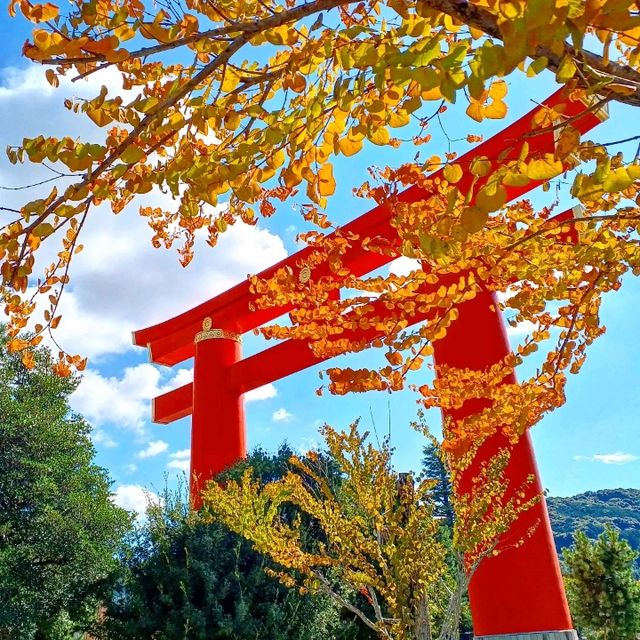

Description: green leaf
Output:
[556,55,577,82]
[527,56,548,77]
[121,146,146,164]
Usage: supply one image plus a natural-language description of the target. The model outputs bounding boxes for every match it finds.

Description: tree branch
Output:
[39,0,354,69]
[315,572,383,635]
[422,0,640,108]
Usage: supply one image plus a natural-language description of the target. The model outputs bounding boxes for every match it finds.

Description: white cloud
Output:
[574,452,638,465]
[0,65,132,103]
[297,436,320,455]
[167,458,191,472]
[272,408,293,422]
[36,209,287,360]
[73,368,277,434]
[163,368,193,391]
[124,463,138,474]
[92,428,118,448]
[112,484,158,518]
[138,440,169,459]
[244,383,278,402]
[167,448,191,472]
[506,319,538,337]
[70,363,164,432]
[0,65,288,362]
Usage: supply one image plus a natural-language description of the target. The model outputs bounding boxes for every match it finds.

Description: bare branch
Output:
[0,175,72,191]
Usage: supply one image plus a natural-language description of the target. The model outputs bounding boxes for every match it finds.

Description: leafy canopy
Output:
[204,422,537,640]
[106,447,370,640]
[0,327,132,640]
[3,0,640,450]
[563,525,640,640]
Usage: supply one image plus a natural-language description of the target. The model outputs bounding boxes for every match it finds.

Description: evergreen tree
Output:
[105,446,372,640]
[563,525,640,640]
[421,442,455,529]
[420,443,472,637]
[0,329,132,639]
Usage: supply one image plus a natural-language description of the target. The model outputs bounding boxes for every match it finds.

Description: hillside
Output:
[547,488,640,566]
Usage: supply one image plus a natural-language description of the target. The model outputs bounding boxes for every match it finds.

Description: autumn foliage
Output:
[204,422,536,639]
[2,0,640,446]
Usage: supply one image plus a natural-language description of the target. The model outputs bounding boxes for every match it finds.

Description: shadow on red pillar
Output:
[432,287,573,637]
[190,321,245,509]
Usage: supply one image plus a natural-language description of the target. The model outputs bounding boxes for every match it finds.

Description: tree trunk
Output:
[414,590,432,640]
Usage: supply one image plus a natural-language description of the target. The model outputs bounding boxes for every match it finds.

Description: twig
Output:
[315,572,382,634]
[601,134,640,146]
[0,175,71,190]
[504,213,640,253]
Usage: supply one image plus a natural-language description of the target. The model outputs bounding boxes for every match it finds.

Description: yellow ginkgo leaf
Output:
[460,206,488,233]
[317,163,336,197]
[485,99,507,119]
[488,80,507,100]
[476,183,506,213]
[602,167,633,193]
[443,163,463,184]
[339,136,363,157]
[527,154,564,181]
[470,156,492,177]
[466,101,484,122]
[554,126,580,160]
[388,110,410,128]
[367,127,391,146]
[30,2,59,22]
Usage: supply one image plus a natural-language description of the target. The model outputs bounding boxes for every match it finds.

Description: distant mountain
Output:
[547,488,640,568]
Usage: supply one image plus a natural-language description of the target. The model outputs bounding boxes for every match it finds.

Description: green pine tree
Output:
[104,446,374,640]
[563,524,640,640]
[421,442,455,529]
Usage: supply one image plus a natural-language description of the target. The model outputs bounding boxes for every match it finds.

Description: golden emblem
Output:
[194,317,241,344]
[299,265,311,284]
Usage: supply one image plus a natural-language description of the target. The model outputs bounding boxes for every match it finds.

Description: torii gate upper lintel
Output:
[132,88,607,639]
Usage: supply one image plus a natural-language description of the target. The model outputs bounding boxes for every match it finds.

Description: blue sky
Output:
[1,10,639,515]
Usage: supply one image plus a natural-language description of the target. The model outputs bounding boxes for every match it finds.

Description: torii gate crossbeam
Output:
[133,89,606,639]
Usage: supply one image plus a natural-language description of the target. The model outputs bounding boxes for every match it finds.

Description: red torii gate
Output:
[133,89,606,639]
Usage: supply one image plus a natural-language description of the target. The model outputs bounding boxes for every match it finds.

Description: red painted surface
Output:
[190,333,245,509]
[133,90,607,635]
[151,205,584,425]
[433,286,572,635]
[132,90,604,367]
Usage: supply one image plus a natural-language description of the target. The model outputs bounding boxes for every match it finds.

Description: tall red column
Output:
[190,317,245,509]
[432,287,575,639]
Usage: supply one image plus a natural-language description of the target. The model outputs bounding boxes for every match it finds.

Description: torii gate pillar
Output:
[434,286,575,640]
[190,319,245,509]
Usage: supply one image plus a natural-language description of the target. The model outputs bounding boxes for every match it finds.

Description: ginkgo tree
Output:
[2,0,640,444]
[203,421,538,640]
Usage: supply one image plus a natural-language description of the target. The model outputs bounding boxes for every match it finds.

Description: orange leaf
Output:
[29,2,59,22]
